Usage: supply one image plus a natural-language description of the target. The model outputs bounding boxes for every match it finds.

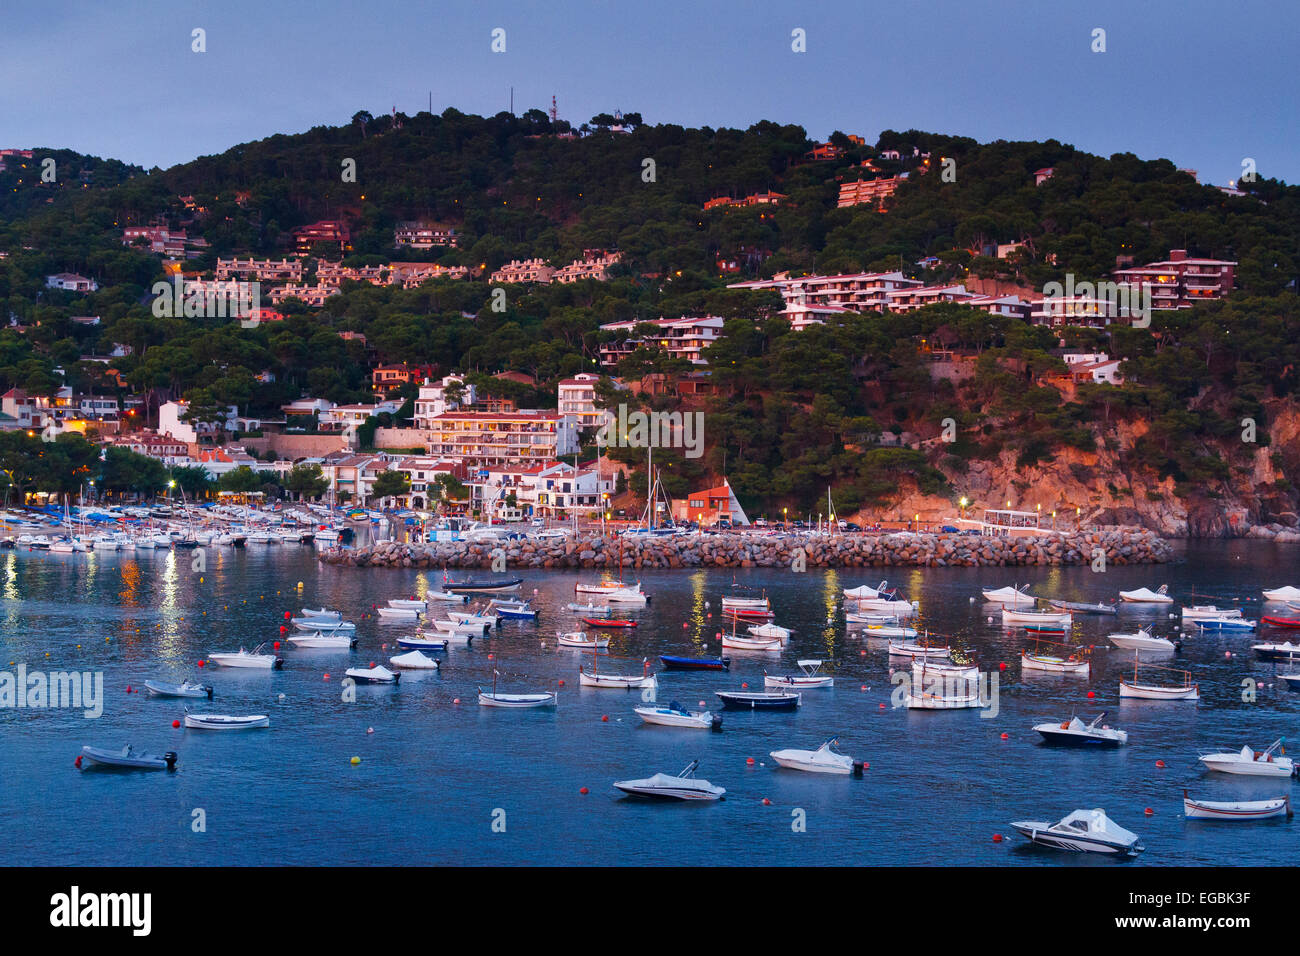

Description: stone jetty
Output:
[318,528,1172,571]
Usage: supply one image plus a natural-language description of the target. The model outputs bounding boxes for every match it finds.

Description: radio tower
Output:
[549,95,558,124]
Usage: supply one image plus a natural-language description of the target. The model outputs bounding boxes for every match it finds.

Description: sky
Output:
[2,0,1296,186]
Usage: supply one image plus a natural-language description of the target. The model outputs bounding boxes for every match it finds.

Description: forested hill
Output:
[2,108,1300,533]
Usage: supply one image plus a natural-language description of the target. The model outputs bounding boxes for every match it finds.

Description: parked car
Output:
[841,521,861,532]
[940,525,959,533]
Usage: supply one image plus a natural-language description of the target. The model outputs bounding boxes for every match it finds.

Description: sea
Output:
[2,534,1298,866]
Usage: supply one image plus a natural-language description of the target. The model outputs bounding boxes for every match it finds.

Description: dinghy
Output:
[771,736,859,775]
[390,650,440,670]
[1252,641,1300,662]
[1034,713,1128,747]
[1118,659,1198,700]
[1262,615,1300,629]
[605,588,648,605]
[445,577,523,593]
[1047,599,1117,615]
[634,702,721,729]
[1108,629,1176,653]
[143,679,212,699]
[613,760,725,801]
[1183,791,1293,821]
[1118,585,1172,604]
[887,640,951,660]
[377,606,421,620]
[1262,586,1300,602]
[395,633,451,651]
[851,621,918,638]
[1010,809,1143,857]
[906,660,982,709]
[78,745,177,771]
[206,647,283,669]
[764,660,834,689]
[344,665,400,685]
[183,713,269,730]
[478,669,557,708]
[721,632,782,651]
[556,630,609,649]
[1002,608,1072,626]
[715,690,801,711]
[567,602,612,616]
[981,585,1036,607]
[583,617,637,628]
[579,654,655,689]
[1182,605,1242,621]
[426,589,469,603]
[1198,739,1295,777]
[289,631,357,649]
[659,655,729,671]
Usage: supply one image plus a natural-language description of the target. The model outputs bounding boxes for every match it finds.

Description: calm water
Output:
[3,537,1299,866]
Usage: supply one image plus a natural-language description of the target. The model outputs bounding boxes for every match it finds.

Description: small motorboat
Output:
[183,713,269,730]
[1033,712,1128,747]
[449,609,500,628]
[567,602,612,616]
[377,606,421,620]
[1194,616,1256,632]
[659,655,730,671]
[390,650,440,670]
[1198,740,1295,777]
[292,618,355,632]
[853,597,917,616]
[1118,585,1172,604]
[1183,790,1293,821]
[1002,608,1072,626]
[1262,615,1300,628]
[576,580,641,595]
[1047,599,1117,615]
[850,621,918,638]
[1262,586,1300,602]
[344,665,400,685]
[844,581,891,600]
[583,618,637,628]
[1010,809,1143,857]
[396,633,451,651]
[770,736,859,775]
[289,631,357,649]
[606,588,648,606]
[445,577,523,593]
[1252,641,1300,662]
[78,745,177,772]
[634,702,721,729]
[613,760,725,801]
[715,690,801,711]
[1109,629,1176,652]
[206,647,283,669]
[887,640,951,660]
[981,585,1036,607]
[143,679,212,700]
[1280,672,1300,690]
[489,599,537,620]
[764,659,833,689]
[1182,605,1242,621]
[426,589,469,603]
[299,607,342,621]
[556,630,609,649]
[386,599,428,611]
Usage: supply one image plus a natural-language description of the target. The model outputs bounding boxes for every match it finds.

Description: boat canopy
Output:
[1056,809,1138,844]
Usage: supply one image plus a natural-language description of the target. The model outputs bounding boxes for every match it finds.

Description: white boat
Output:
[299,607,341,621]
[1194,616,1256,632]
[1118,585,1173,604]
[1118,659,1198,700]
[1253,641,1300,662]
[567,602,612,615]
[478,685,557,708]
[449,610,500,628]
[850,621,918,638]
[1183,791,1293,821]
[556,630,608,649]
[79,745,177,771]
[143,679,213,699]
[377,606,421,620]
[764,659,833,689]
[425,589,469,603]
[721,632,782,651]
[183,713,270,730]
[395,633,451,651]
[1010,809,1144,856]
[770,736,858,775]
[292,618,355,632]
[1002,608,1072,626]
[606,588,648,605]
[1033,713,1127,747]
[612,760,725,800]
[1108,629,1176,652]
[1198,740,1295,777]
[843,581,890,600]
[981,585,1036,607]
[387,599,429,611]
[888,640,951,660]
[579,659,656,689]
[390,650,440,670]
[576,580,641,595]
[345,665,400,685]
[1182,605,1242,621]
[634,703,720,729]
[1262,586,1300,602]
[721,595,771,612]
[748,623,791,640]
[1021,650,1090,676]
[855,597,918,615]
[288,631,357,649]
[906,660,982,709]
[206,647,283,669]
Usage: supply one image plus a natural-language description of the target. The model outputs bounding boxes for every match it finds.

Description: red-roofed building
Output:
[673,478,749,526]
[292,220,351,255]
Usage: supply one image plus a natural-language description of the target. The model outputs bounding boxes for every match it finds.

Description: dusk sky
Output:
[3,0,1296,185]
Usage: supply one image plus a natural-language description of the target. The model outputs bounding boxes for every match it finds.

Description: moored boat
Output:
[612,760,725,800]
[78,745,177,771]
[390,650,440,670]
[1108,629,1177,652]
[634,702,721,729]
[1262,615,1300,628]
[344,665,400,685]
[1010,809,1143,857]
[1118,585,1173,604]
[764,659,833,689]
[183,713,269,730]
[1118,658,1198,700]
[1002,608,1072,626]
[143,679,212,699]
[659,655,729,671]
[1262,586,1300,602]
[1182,605,1242,621]
[770,736,859,775]
[445,577,523,593]
[1047,599,1117,615]
[1033,712,1127,747]
[1252,641,1300,662]
[1183,790,1292,820]
[982,585,1036,607]
[288,631,357,649]
[1198,739,1294,777]
[887,640,951,660]
[206,647,283,669]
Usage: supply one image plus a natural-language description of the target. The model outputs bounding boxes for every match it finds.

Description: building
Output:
[1111,249,1237,310]
[837,177,903,208]
[292,221,350,255]
[216,258,303,281]
[388,262,470,288]
[413,376,478,428]
[703,192,786,211]
[108,430,190,460]
[372,363,434,397]
[553,251,622,283]
[281,398,336,427]
[45,273,98,293]
[1029,295,1120,328]
[557,373,624,431]
[267,284,340,307]
[1034,167,1055,186]
[490,258,555,284]
[730,271,923,315]
[394,222,459,249]
[674,479,750,526]
[316,261,387,287]
[598,316,725,367]
[423,410,579,465]
[159,400,237,443]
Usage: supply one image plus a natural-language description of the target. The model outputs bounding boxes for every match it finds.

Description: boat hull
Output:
[1119,680,1198,700]
[1184,794,1292,820]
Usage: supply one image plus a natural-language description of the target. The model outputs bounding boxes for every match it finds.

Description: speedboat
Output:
[390,650,440,670]
[1198,740,1295,777]
[613,760,725,801]
[1252,641,1300,662]
[854,597,917,616]
[144,679,213,699]
[292,618,355,632]
[288,631,357,649]
[1118,585,1172,604]
[1182,605,1242,621]
[981,585,1036,607]
[715,690,800,711]
[183,713,270,730]
[395,634,451,651]
[78,745,177,771]
[849,619,918,638]
[1010,809,1143,857]
[770,736,857,775]
[1183,791,1293,821]
[1194,616,1256,632]
[843,581,892,600]
[490,599,538,620]
[659,655,729,671]
[377,606,421,620]
[1109,629,1177,652]
[764,659,833,689]
[634,702,721,729]
[1262,586,1300,602]
[449,610,500,629]
[206,648,283,669]
[606,588,648,606]
[345,665,399,685]
[1033,713,1128,747]
[299,607,342,621]
[425,589,469,603]
[386,599,428,611]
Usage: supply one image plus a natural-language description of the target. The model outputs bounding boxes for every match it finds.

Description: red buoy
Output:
[1156,759,1166,768]
[74,755,82,768]
[172,719,180,728]
[762,798,771,806]
[1000,732,1008,740]
[279,626,287,634]
[323,673,330,681]
[992,833,1003,843]
[741,682,749,689]
[601,715,609,722]
[558,679,565,687]
[746,757,755,765]
[1144,807,1154,815]
[579,787,589,794]
[197,660,205,667]
[273,641,280,650]
[998,662,1006,671]
[126,685,132,694]
[453,698,461,704]
[284,611,291,620]
[1086,691,1095,699]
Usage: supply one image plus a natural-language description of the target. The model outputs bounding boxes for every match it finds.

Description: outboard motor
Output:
[205,685,214,700]
[273,657,285,670]
[163,752,179,772]
[710,715,724,733]
[852,761,865,778]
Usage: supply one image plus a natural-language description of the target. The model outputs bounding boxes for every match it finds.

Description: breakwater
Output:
[318,528,1173,570]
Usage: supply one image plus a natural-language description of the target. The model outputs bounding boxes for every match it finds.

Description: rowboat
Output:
[344,665,400,685]
[659,655,729,671]
[579,655,655,689]
[478,670,557,708]
[634,703,721,729]
[206,647,283,669]
[1021,639,1088,675]
[906,659,982,709]
[715,690,801,711]
[764,659,833,689]
[1024,623,1067,635]
[292,618,355,632]
[556,630,609,649]
[143,679,212,699]
[384,601,426,614]
[1262,586,1300,602]
[390,650,440,670]
[78,745,177,772]
[888,640,951,660]
[1034,713,1127,747]
[982,585,1036,607]
[183,713,270,730]
[1108,629,1176,652]
[567,602,612,616]
[1010,809,1143,857]
[720,606,774,621]
[583,618,637,628]
[1118,585,1172,604]
[1193,616,1256,632]
[1047,599,1117,615]
[721,595,771,612]
[1252,641,1300,662]
[395,634,450,651]
[1183,791,1293,821]
[1002,608,1072,626]
[852,622,918,638]
[444,577,523,593]
[288,631,357,649]
[1182,605,1242,621]
[1198,740,1295,777]
[770,736,858,775]
[1262,616,1300,628]
[721,632,782,651]
[1118,659,1198,700]
[613,760,725,801]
